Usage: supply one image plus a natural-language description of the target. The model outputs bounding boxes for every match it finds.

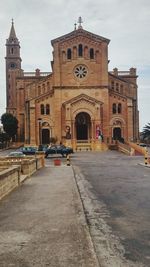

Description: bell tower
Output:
[5,19,22,114]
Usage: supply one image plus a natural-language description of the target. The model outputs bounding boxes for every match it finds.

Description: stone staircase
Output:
[76,142,91,151]
[75,141,108,152]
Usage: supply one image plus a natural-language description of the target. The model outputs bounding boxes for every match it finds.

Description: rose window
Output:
[74,65,88,79]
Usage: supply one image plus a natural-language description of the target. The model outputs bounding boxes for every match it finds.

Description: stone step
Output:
[76,143,91,151]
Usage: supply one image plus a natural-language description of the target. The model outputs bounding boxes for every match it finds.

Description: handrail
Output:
[118,141,131,155]
[128,142,148,156]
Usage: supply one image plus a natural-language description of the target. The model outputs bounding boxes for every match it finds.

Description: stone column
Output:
[72,120,76,150]
[91,120,94,150]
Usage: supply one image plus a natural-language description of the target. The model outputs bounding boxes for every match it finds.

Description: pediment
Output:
[62,93,103,107]
[31,91,53,103]
[51,29,110,46]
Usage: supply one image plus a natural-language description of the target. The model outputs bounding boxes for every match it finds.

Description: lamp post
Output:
[38,118,42,145]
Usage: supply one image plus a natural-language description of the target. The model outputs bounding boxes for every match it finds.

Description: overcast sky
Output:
[0,0,150,130]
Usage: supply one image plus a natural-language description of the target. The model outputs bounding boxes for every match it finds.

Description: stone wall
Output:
[0,155,45,201]
[0,166,20,201]
[0,155,44,177]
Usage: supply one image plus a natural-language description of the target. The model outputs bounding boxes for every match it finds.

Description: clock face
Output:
[74,65,88,79]
[10,62,16,69]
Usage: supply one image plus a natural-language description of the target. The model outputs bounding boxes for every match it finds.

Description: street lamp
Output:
[38,118,42,145]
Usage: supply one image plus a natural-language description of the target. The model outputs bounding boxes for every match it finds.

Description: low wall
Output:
[35,152,45,168]
[0,154,45,201]
[0,166,20,201]
[128,142,148,156]
[0,155,44,177]
[0,159,35,177]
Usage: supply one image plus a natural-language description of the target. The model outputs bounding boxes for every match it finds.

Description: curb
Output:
[72,166,100,267]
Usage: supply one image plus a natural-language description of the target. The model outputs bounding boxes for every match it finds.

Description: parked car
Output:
[38,144,49,152]
[20,146,38,155]
[137,143,147,148]
[8,151,25,157]
[45,144,73,158]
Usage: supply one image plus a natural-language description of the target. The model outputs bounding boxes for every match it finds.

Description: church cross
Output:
[78,16,83,29]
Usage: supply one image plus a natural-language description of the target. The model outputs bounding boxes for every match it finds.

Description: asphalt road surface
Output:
[1,148,150,266]
[72,151,150,267]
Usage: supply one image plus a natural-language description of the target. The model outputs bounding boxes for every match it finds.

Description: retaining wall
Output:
[0,154,45,201]
[0,155,44,177]
[0,166,20,201]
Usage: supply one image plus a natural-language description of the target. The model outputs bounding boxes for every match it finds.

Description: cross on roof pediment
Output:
[51,29,110,46]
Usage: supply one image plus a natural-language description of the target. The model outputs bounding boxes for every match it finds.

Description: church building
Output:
[5,18,139,150]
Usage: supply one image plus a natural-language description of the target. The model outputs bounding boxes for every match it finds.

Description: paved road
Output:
[0,161,99,267]
[1,148,150,266]
[72,151,150,267]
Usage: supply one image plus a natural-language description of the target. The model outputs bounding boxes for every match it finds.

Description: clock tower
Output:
[5,19,22,114]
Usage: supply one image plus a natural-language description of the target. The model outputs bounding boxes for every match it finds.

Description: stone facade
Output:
[5,20,139,150]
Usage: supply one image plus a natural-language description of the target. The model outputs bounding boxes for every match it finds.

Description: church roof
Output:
[51,28,110,45]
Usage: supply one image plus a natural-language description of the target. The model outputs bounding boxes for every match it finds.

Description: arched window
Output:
[67,48,72,59]
[41,104,44,115]
[78,44,83,57]
[112,103,117,114]
[116,83,119,92]
[46,104,50,115]
[90,48,94,59]
[118,103,122,113]
[111,81,114,90]
[11,48,14,54]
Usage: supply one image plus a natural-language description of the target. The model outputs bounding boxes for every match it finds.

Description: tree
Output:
[0,132,10,148]
[1,113,18,141]
[141,123,150,142]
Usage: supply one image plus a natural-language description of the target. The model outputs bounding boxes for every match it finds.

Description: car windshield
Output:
[22,147,36,151]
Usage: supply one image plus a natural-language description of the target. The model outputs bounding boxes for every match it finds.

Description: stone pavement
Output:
[0,161,99,267]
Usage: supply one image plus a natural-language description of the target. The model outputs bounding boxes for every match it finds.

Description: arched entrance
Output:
[75,112,91,141]
[42,129,50,144]
[113,127,121,140]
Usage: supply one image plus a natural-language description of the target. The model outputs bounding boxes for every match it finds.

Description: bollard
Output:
[66,154,70,166]
[145,156,148,165]
[36,158,38,170]
[145,151,148,165]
